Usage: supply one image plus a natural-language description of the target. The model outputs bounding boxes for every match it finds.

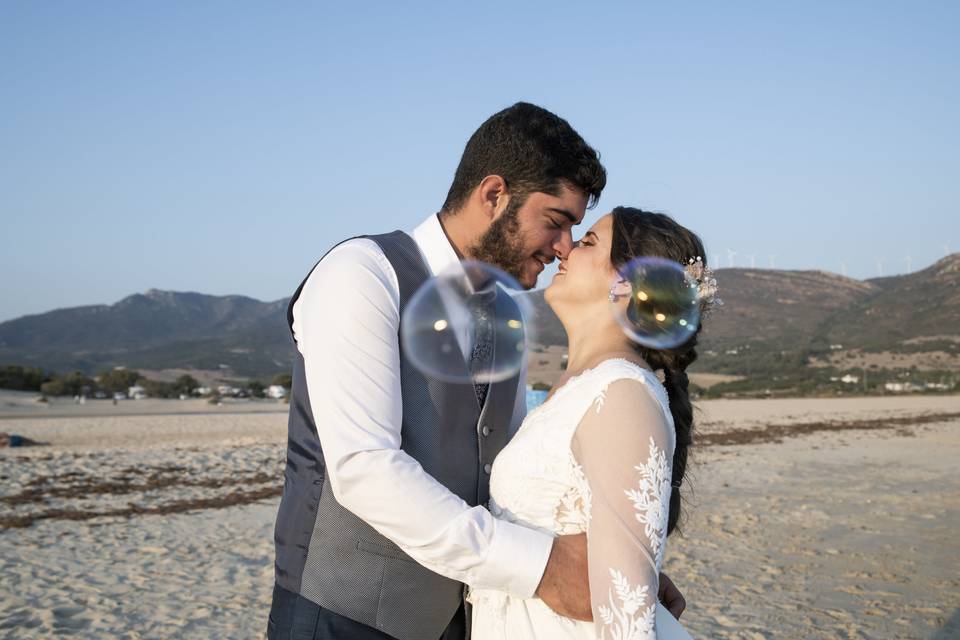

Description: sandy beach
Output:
[1,394,958,639]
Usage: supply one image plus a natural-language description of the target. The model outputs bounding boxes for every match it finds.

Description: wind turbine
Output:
[840,261,848,277]
[745,254,756,269]
[726,249,738,268]
[904,255,913,273]
[945,242,952,256]
[768,254,778,269]
[876,258,884,277]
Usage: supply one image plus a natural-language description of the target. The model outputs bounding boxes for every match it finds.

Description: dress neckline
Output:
[530,357,656,420]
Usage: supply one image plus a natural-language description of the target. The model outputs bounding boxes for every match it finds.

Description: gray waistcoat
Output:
[274,231,520,640]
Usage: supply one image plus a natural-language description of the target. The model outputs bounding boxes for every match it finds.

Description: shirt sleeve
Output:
[292,239,553,597]
[571,378,675,639]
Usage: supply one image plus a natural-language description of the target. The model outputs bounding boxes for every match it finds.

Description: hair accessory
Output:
[671,479,682,488]
[608,276,631,303]
[683,256,722,317]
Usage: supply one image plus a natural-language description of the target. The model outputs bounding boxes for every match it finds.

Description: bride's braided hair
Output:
[610,207,708,537]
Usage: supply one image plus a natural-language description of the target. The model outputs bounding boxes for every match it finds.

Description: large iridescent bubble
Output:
[612,256,701,350]
[401,261,536,383]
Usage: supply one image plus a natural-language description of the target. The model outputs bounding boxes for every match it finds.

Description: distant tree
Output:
[97,369,142,393]
[138,378,179,399]
[0,365,48,391]
[40,378,68,396]
[64,371,95,395]
[39,371,94,396]
[271,373,293,389]
[173,375,200,395]
[246,380,265,398]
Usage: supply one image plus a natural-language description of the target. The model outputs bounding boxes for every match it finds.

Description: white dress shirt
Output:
[290,213,553,598]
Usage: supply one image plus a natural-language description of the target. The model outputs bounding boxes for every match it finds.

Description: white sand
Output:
[694,394,960,434]
[667,418,959,639]
[0,389,289,421]
[1,412,286,638]
[1,396,958,638]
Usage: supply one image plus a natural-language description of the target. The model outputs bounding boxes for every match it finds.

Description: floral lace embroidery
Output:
[554,456,592,531]
[597,569,656,640]
[593,388,607,413]
[624,436,672,569]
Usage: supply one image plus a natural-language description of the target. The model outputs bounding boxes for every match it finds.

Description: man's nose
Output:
[553,229,575,260]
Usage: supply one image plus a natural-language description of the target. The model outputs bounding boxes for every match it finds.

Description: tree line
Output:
[0,364,292,399]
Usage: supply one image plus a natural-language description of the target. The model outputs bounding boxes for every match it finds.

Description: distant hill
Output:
[0,290,292,379]
[813,253,960,352]
[696,268,878,351]
[1,255,958,383]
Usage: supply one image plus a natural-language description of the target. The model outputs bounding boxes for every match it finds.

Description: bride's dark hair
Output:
[610,206,708,537]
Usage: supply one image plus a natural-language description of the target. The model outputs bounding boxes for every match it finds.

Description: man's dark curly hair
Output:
[441,102,606,214]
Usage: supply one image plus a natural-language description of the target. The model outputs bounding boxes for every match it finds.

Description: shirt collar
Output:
[411,213,465,279]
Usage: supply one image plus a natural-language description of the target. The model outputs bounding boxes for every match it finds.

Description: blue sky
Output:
[2,1,958,322]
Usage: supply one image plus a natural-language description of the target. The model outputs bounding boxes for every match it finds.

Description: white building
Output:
[128,385,147,400]
[840,374,859,384]
[267,385,288,399]
[884,382,923,393]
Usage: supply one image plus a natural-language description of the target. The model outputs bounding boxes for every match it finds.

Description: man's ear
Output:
[475,175,510,221]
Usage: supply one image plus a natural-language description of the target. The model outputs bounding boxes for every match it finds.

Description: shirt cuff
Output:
[478,518,554,598]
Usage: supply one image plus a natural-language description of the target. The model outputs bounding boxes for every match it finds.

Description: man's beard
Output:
[467,199,531,286]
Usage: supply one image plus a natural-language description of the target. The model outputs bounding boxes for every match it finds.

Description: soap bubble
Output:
[401,260,536,383]
[612,256,701,350]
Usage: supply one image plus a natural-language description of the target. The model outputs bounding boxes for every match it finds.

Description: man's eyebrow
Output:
[547,207,579,224]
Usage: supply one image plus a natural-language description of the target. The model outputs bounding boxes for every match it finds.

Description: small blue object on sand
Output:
[0,433,40,448]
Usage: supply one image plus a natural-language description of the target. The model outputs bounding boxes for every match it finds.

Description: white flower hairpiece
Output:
[684,256,723,317]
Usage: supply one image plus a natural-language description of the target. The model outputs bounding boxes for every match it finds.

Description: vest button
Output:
[482,425,491,436]
[483,463,492,474]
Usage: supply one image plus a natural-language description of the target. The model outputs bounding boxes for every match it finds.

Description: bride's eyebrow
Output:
[584,231,599,242]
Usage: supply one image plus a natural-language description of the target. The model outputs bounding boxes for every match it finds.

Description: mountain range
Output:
[0,290,292,379]
[2,255,958,382]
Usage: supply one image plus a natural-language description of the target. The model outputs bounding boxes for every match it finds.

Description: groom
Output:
[268,102,684,640]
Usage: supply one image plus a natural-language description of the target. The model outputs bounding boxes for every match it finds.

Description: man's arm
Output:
[536,533,592,620]
[294,240,552,597]
[534,537,687,621]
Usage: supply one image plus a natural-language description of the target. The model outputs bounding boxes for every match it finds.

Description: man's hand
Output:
[535,534,592,621]
[658,571,686,619]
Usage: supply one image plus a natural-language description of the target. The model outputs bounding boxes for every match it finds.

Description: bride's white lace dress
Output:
[468,358,693,639]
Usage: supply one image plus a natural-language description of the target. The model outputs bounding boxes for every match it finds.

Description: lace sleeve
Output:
[572,377,674,640]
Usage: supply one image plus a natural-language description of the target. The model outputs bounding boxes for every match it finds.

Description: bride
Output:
[469,207,716,639]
